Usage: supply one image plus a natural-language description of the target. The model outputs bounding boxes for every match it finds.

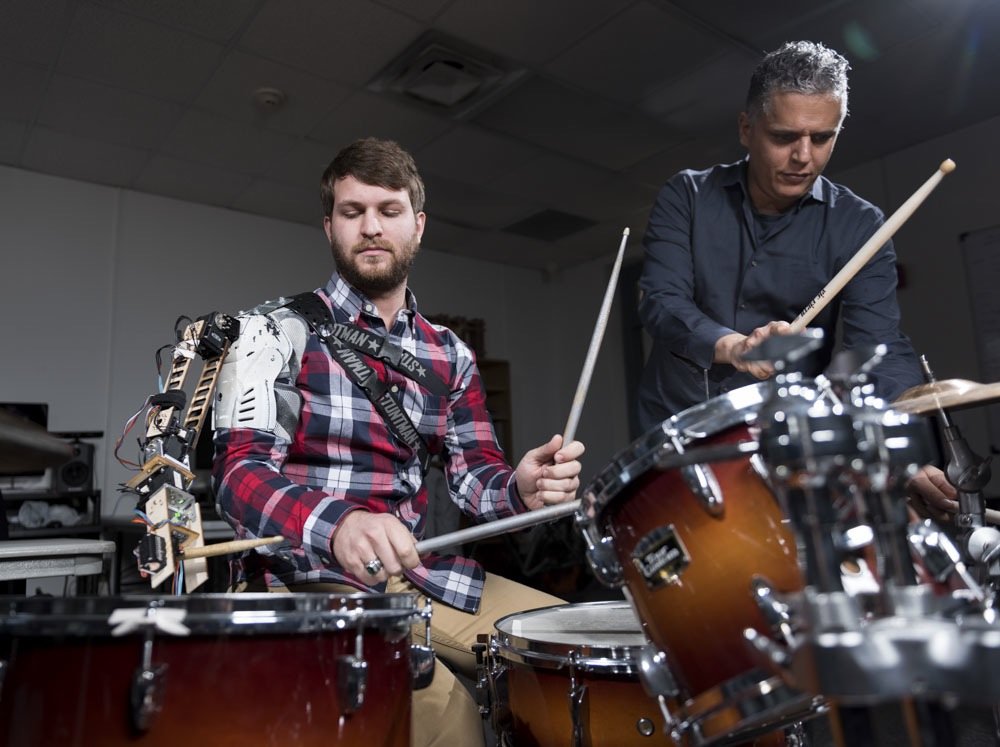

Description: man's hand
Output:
[906,464,958,523]
[714,321,791,380]
[331,511,419,583]
[515,434,585,511]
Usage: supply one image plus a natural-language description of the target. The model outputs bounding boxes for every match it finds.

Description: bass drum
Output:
[482,601,664,746]
[582,383,816,743]
[0,593,419,746]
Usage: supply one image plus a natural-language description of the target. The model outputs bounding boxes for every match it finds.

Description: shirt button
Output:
[390,385,399,393]
[739,303,746,310]
[364,303,373,312]
[751,260,758,267]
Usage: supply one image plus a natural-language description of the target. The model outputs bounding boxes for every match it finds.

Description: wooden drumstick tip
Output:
[622,226,630,237]
[940,158,956,174]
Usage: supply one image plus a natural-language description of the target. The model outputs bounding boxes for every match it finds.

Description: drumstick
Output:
[415,228,630,556]
[180,535,284,559]
[788,159,955,334]
[561,227,629,444]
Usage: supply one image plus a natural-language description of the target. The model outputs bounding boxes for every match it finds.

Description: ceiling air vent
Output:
[368,32,527,120]
[503,210,597,243]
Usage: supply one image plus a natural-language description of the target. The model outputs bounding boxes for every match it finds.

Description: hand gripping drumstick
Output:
[415,228,631,555]
[788,159,956,334]
[179,535,284,559]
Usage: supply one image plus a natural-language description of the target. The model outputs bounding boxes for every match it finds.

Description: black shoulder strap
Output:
[282,292,434,475]
[284,292,450,397]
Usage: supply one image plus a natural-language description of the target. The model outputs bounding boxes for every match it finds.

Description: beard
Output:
[331,234,419,297]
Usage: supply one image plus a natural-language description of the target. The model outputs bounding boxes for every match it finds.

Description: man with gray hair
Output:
[635,40,923,428]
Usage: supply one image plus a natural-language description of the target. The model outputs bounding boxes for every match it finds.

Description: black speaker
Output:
[53,441,94,495]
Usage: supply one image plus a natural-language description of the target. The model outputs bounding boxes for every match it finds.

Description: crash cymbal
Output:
[893,378,1000,415]
[0,410,74,474]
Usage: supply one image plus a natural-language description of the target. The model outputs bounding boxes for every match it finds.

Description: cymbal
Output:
[0,410,75,474]
[893,378,1000,415]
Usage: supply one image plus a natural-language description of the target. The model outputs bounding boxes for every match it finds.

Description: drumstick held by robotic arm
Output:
[788,159,955,334]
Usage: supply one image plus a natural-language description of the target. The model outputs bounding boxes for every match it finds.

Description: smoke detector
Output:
[253,87,287,113]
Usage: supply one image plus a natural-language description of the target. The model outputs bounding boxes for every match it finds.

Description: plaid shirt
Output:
[213,273,524,613]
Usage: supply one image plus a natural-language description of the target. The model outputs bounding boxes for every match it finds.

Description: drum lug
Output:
[680,463,724,517]
[584,533,622,586]
[472,638,491,717]
[637,644,679,699]
[129,631,167,733]
[670,434,724,517]
[0,660,7,703]
[750,576,797,647]
[410,598,435,691]
[338,626,369,714]
[567,652,589,747]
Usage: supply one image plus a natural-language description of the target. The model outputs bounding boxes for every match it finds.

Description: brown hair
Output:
[320,138,426,216]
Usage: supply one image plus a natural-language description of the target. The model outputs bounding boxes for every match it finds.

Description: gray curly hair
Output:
[745,41,850,124]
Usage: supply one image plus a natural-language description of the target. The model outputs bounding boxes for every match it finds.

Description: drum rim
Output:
[491,601,646,672]
[582,382,772,518]
[0,592,420,635]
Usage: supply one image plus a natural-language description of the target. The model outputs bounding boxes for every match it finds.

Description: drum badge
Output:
[631,525,690,588]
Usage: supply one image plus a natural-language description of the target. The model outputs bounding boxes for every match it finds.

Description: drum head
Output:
[492,601,645,672]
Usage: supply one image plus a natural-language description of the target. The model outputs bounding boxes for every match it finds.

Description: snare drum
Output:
[482,601,663,746]
[581,384,814,742]
[0,593,421,746]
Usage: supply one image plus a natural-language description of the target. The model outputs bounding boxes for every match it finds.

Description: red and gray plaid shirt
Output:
[212,273,525,613]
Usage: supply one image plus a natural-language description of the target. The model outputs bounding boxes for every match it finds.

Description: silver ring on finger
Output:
[364,557,383,576]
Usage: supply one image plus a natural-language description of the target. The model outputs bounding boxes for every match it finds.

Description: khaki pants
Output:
[250,574,564,747]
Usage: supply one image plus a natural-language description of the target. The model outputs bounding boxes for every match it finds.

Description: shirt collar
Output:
[723,157,828,210]
[323,271,418,328]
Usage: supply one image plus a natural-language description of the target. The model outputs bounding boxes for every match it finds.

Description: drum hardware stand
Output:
[117,312,240,593]
[918,357,993,535]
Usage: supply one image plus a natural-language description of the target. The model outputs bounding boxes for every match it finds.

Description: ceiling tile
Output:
[90,0,260,42]
[545,2,725,106]
[134,155,255,208]
[475,76,685,170]
[21,127,149,187]
[57,2,225,103]
[195,50,352,137]
[423,174,541,230]
[488,153,656,223]
[160,110,297,176]
[238,0,423,86]
[0,61,51,124]
[436,0,624,66]
[268,138,339,193]
[668,0,843,49]
[309,90,454,152]
[37,75,183,149]
[456,229,556,270]
[621,136,745,188]
[0,122,28,165]
[231,179,320,226]
[0,0,73,68]
[415,125,541,185]
[641,51,757,131]
[377,0,455,23]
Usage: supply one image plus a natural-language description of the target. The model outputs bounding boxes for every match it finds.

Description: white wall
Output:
[2,111,999,523]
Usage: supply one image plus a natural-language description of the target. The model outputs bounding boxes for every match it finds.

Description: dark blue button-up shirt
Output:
[636,159,922,430]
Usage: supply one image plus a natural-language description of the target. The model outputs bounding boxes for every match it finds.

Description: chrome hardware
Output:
[337,621,369,714]
[582,529,623,587]
[751,576,797,647]
[671,432,724,516]
[0,660,7,703]
[909,520,984,598]
[410,599,435,690]
[129,629,167,733]
[568,651,588,747]
[637,644,679,700]
[636,717,655,737]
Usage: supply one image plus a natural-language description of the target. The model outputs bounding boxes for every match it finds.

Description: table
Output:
[0,538,116,585]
